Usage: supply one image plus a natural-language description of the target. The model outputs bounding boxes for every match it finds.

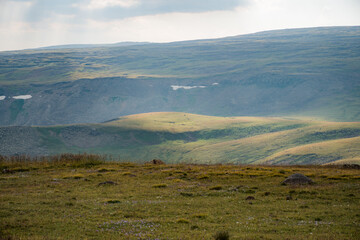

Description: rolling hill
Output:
[0,26,360,125]
[1,112,359,165]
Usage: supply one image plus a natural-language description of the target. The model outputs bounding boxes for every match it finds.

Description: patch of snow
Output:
[171,85,207,91]
[212,83,219,85]
[0,96,5,100]
[13,95,32,100]
[171,85,196,90]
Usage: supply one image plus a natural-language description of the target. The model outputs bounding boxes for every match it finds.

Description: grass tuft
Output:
[176,218,190,224]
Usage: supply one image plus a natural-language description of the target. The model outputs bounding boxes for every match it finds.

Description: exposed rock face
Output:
[282,173,313,185]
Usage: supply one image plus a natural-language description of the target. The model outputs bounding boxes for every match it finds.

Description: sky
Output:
[0,0,360,51]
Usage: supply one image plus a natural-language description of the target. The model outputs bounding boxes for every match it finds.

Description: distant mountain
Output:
[0,112,359,165]
[36,42,150,50]
[0,26,360,125]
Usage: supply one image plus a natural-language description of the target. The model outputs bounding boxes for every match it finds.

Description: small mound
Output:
[282,173,313,185]
[148,159,165,165]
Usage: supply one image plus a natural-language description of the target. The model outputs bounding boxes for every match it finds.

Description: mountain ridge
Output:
[0,26,359,125]
[3,26,357,54]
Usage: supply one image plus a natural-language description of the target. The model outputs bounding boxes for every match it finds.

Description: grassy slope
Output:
[175,121,360,165]
[0,159,359,239]
[103,113,360,164]
[2,112,359,165]
[261,136,360,165]
[104,112,294,133]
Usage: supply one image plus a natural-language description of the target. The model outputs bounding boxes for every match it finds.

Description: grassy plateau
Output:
[1,155,359,239]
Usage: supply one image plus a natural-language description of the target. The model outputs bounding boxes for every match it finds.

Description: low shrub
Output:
[180,192,194,197]
[209,185,222,190]
[214,230,230,240]
[192,213,207,219]
[107,200,121,204]
[152,184,167,188]
[198,174,210,179]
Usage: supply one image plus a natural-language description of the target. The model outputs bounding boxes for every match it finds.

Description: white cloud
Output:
[69,0,360,43]
[0,1,36,50]
[79,10,247,44]
[240,0,360,32]
[0,0,360,51]
[77,0,243,14]
[0,1,33,26]
[81,0,139,10]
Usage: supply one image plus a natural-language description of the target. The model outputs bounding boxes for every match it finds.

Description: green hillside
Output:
[1,112,359,165]
[0,26,360,125]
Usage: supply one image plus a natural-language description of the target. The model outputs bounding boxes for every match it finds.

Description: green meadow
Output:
[1,156,359,239]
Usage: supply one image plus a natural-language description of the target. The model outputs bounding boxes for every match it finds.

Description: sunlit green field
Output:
[2,112,360,165]
[1,156,359,239]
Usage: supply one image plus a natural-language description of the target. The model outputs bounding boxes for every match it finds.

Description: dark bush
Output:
[214,230,230,240]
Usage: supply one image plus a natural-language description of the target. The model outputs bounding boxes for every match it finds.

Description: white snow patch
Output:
[13,95,32,100]
[212,83,219,85]
[171,85,207,91]
[0,96,5,100]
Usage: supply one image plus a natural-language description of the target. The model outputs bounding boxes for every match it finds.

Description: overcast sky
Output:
[0,0,360,51]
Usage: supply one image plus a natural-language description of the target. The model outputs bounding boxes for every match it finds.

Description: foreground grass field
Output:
[1,155,359,239]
